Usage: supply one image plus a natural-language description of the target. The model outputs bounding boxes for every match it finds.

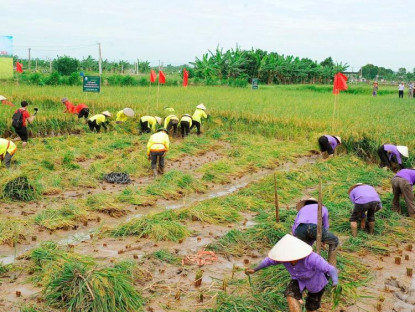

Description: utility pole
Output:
[98,43,102,76]
[28,48,31,71]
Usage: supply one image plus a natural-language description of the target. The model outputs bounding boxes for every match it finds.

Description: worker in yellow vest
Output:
[164,114,179,136]
[88,111,112,132]
[147,128,170,177]
[116,108,135,123]
[191,104,207,135]
[140,116,162,133]
[0,138,17,168]
[180,114,192,137]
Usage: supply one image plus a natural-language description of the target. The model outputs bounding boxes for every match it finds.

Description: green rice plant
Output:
[111,211,190,242]
[148,249,181,265]
[34,204,88,230]
[85,194,129,217]
[0,216,31,246]
[118,187,156,206]
[207,229,263,257]
[177,204,241,224]
[2,175,39,201]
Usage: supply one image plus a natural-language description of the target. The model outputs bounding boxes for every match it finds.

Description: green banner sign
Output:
[252,78,259,89]
[83,76,101,93]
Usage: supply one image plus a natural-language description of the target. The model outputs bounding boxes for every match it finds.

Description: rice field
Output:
[0,82,414,312]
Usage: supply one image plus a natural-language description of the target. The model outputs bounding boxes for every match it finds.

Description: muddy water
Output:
[0,154,319,265]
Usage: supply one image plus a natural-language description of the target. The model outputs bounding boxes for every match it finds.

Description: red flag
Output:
[159,70,166,84]
[15,62,23,73]
[150,69,156,83]
[183,68,189,87]
[333,72,348,94]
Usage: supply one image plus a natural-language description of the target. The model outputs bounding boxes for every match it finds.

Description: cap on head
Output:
[155,116,162,125]
[196,103,206,110]
[101,111,112,117]
[123,108,135,117]
[0,95,6,101]
[268,234,313,262]
[334,136,341,144]
[397,146,409,158]
[21,101,29,107]
[296,197,318,211]
[348,183,364,194]
[61,97,69,103]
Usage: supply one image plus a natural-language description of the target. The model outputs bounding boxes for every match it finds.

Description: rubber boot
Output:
[152,169,158,177]
[368,222,375,235]
[328,248,337,267]
[286,296,302,312]
[158,166,164,175]
[350,222,358,237]
[360,218,366,230]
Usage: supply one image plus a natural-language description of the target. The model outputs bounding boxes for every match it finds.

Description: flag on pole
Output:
[332,72,348,94]
[183,68,189,87]
[159,70,166,84]
[15,62,23,73]
[150,69,157,83]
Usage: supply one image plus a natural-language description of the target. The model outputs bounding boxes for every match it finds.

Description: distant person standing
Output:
[12,101,36,148]
[191,104,208,135]
[372,81,378,96]
[318,135,341,159]
[0,138,17,168]
[409,83,414,99]
[398,83,405,98]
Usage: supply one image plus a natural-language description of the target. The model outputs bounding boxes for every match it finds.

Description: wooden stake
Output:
[274,173,279,223]
[407,268,413,277]
[316,179,323,254]
[394,257,401,265]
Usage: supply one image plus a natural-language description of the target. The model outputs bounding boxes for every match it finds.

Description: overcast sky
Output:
[1,0,414,71]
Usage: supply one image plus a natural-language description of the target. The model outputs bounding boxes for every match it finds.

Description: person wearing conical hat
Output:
[0,138,17,168]
[162,107,175,118]
[318,135,341,159]
[147,128,170,177]
[245,234,338,312]
[293,198,339,266]
[0,95,15,107]
[140,116,162,133]
[391,169,415,218]
[88,111,112,133]
[180,114,192,137]
[164,114,179,135]
[191,104,207,136]
[116,108,135,123]
[377,144,408,170]
[61,98,89,119]
[348,183,382,237]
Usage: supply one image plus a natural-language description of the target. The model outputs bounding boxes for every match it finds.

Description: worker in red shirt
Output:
[61,98,89,119]
[12,101,36,148]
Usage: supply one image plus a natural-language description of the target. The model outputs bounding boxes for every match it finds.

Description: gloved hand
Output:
[245,268,255,275]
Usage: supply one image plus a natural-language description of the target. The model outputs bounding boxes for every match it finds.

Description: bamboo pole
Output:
[274,173,279,223]
[316,179,323,254]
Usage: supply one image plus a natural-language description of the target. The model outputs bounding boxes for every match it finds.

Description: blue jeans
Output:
[295,223,339,251]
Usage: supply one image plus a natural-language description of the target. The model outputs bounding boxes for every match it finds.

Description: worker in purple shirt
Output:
[392,169,415,218]
[245,234,338,312]
[318,135,341,159]
[378,144,408,170]
[348,183,382,236]
[293,198,339,266]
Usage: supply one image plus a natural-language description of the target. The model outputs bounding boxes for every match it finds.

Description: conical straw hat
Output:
[397,146,409,158]
[348,183,364,194]
[296,197,318,211]
[155,116,162,125]
[102,111,112,117]
[334,136,341,144]
[268,234,313,262]
[196,103,206,110]
[0,95,7,101]
[123,108,134,117]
